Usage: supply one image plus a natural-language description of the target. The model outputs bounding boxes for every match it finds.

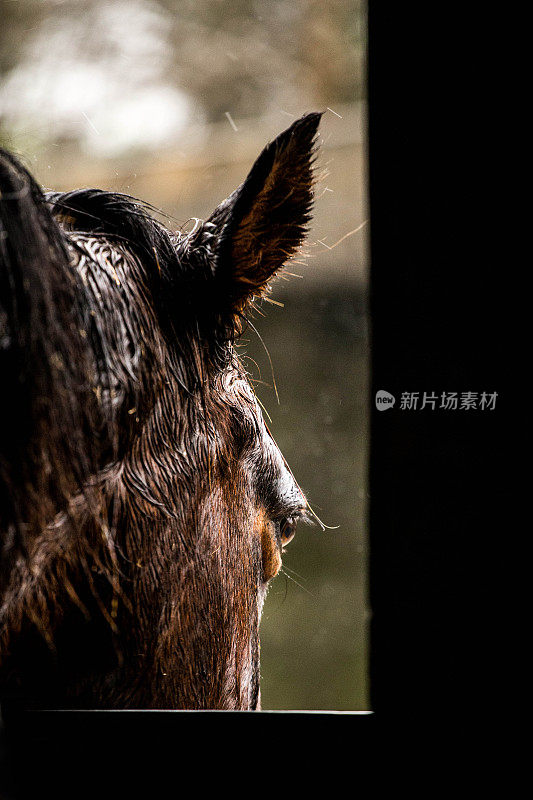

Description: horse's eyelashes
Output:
[270,508,309,551]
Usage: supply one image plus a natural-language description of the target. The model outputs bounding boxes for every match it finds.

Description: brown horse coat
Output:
[0,113,321,710]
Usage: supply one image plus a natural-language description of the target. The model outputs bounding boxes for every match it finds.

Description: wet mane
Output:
[46,188,231,377]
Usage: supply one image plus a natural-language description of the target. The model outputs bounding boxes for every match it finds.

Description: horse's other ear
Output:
[206,112,322,315]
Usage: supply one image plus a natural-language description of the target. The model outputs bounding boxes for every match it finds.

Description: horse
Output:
[0,112,322,711]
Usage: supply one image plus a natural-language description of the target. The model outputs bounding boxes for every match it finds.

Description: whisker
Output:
[246,319,280,405]
[255,395,273,425]
[317,220,368,250]
[281,562,307,582]
[305,502,339,531]
[280,569,315,597]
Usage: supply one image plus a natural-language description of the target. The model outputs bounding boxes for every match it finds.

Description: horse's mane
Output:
[0,175,215,652]
[46,188,238,369]
[45,189,187,283]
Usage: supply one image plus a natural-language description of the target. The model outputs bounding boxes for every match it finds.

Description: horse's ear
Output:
[206,112,322,315]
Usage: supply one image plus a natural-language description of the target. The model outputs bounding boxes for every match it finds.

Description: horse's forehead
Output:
[217,362,266,435]
[219,364,255,403]
[218,363,305,509]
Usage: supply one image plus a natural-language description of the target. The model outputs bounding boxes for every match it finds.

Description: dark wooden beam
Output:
[368,3,508,712]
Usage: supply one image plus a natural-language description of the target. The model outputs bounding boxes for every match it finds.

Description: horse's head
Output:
[0,113,321,710]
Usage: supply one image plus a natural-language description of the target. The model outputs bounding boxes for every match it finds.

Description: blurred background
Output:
[0,0,368,710]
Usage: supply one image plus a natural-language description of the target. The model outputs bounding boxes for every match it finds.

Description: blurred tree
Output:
[0,0,365,154]
[158,0,366,121]
[0,0,45,76]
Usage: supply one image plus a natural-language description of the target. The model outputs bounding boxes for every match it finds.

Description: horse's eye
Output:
[279,517,298,547]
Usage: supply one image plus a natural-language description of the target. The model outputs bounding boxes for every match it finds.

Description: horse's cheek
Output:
[259,519,281,583]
